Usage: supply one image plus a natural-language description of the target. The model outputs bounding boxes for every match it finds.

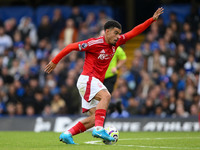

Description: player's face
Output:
[106,27,121,46]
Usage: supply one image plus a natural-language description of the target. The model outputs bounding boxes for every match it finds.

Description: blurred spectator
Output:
[197,27,200,42]
[96,10,111,32]
[34,90,46,114]
[118,79,132,109]
[169,21,179,44]
[190,104,198,116]
[84,12,98,36]
[109,89,129,118]
[195,42,200,62]
[42,105,52,116]
[6,102,16,116]
[38,15,52,41]
[176,43,188,68]
[70,6,84,29]
[18,17,38,46]
[13,30,24,49]
[64,71,80,114]
[147,50,166,73]
[169,12,181,31]
[182,31,195,53]
[186,5,200,32]
[78,23,91,41]
[51,9,65,43]
[144,32,159,51]
[59,18,78,46]
[42,86,53,104]
[142,98,154,116]
[36,38,51,61]
[51,94,66,115]
[174,103,189,118]
[150,22,159,39]
[158,38,172,59]
[26,105,35,116]
[184,54,198,74]
[0,89,6,115]
[156,17,166,37]
[137,70,154,99]
[166,57,176,76]
[16,43,35,68]
[0,26,13,55]
[4,18,17,39]
[108,89,122,114]
[1,67,14,84]
[126,97,139,115]
[180,22,191,42]
[16,102,24,116]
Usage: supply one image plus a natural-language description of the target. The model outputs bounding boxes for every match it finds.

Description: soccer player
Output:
[44,7,164,144]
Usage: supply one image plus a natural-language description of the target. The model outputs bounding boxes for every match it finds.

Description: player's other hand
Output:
[153,7,164,20]
[44,61,57,73]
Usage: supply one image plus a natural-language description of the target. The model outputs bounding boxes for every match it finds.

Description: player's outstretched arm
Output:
[124,7,164,41]
[44,42,79,73]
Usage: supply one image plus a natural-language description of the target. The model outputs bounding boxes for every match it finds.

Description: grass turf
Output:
[0,131,200,150]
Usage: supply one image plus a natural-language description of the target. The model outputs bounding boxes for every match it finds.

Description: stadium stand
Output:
[0,4,200,118]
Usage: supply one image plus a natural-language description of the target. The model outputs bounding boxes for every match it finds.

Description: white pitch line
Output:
[84,137,200,149]
[119,137,200,141]
[116,144,200,149]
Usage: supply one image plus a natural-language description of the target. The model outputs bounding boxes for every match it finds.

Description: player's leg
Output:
[80,107,95,129]
[59,108,96,144]
[92,89,115,141]
[74,75,114,141]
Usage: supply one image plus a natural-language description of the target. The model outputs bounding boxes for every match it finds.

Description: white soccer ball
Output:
[103,126,119,145]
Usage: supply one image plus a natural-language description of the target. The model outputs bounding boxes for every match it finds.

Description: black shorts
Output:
[103,74,117,94]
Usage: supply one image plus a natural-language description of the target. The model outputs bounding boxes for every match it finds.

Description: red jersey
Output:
[75,35,126,82]
[52,17,155,82]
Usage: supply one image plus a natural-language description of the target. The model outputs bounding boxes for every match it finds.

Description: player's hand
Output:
[111,67,118,74]
[153,7,164,20]
[44,61,57,73]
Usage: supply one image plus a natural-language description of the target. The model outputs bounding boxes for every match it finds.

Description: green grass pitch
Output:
[0,131,200,150]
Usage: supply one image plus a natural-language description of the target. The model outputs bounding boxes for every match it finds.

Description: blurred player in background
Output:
[44,7,164,144]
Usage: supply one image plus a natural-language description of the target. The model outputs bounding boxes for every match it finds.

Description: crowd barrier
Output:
[0,116,198,132]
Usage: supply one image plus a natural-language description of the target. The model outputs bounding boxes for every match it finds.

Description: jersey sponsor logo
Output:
[98,54,106,60]
[88,38,104,46]
[98,53,114,60]
[98,47,115,60]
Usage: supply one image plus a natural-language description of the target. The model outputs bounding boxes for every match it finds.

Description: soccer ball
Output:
[103,126,119,145]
